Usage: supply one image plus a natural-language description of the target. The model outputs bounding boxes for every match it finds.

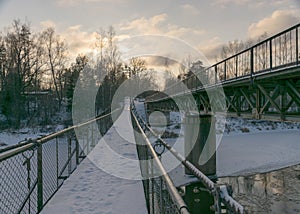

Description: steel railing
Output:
[147,23,300,102]
[131,106,189,214]
[0,108,121,214]
[131,104,244,214]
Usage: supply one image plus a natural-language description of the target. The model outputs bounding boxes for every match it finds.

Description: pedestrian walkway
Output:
[42,101,147,214]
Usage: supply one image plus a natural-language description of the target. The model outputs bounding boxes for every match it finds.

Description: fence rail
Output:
[148,23,300,102]
[131,104,244,214]
[0,108,121,214]
[131,106,189,214]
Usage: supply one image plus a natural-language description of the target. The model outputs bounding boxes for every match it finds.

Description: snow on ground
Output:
[0,127,55,147]
[150,110,300,179]
[223,117,300,136]
[217,130,300,177]
[42,99,147,214]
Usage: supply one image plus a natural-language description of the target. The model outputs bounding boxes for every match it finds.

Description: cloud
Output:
[40,20,56,28]
[197,37,224,63]
[120,14,205,40]
[180,4,200,15]
[248,9,300,38]
[60,25,97,59]
[39,22,97,61]
[120,14,168,34]
[56,0,127,6]
[212,0,252,8]
[212,0,287,8]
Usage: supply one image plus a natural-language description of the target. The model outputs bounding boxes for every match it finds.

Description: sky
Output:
[0,0,299,65]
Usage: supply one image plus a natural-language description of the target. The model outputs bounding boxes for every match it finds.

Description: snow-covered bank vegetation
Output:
[223,117,300,135]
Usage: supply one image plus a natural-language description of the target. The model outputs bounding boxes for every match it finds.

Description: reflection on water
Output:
[218,164,300,213]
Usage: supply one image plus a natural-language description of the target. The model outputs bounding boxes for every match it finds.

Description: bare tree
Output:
[41,27,68,109]
[94,26,123,111]
[128,57,147,77]
[95,27,106,67]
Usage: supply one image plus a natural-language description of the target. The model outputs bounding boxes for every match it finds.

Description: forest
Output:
[0,20,155,129]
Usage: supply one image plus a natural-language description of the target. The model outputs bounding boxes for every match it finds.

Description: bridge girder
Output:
[146,69,300,122]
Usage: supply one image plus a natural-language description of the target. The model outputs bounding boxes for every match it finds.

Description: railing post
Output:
[214,65,217,84]
[91,125,95,148]
[250,48,254,80]
[224,61,227,81]
[151,159,155,214]
[86,132,89,154]
[235,55,238,78]
[270,39,273,70]
[296,27,299,65]
[159,176,163,212]
[68,137,72,175]
[56,137,59,188]
[76,139,79,165]
[37,142,43,212]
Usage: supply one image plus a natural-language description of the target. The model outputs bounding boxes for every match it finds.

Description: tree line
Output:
[0,20,152,129]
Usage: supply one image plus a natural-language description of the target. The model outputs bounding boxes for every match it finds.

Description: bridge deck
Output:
[41,104,147,214]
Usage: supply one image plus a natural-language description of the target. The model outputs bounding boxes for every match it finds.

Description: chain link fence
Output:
[131,108,189,214]
[0,108,120,214]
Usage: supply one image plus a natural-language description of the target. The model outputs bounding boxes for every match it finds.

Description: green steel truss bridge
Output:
[146,23,300,122]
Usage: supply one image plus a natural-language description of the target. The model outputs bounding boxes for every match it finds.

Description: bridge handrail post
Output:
[224,61,227,81]
[235,55,238,78]
[37,141,43,212]
[250,48,254,81]
[214,65,217,84]
[269,38,273,70]
[76,139,80,165]
[296,26,299,65]
[68,137,72,175]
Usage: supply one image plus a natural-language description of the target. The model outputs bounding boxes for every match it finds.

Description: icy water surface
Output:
[218,164,300,213]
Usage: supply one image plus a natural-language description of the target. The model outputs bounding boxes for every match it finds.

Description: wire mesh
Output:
[132,110,189,214]
[0,109,118,214]
[0,147,38,214]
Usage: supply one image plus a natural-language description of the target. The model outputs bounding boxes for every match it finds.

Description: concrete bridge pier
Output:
[184,113,216,176]
[183,113,216,213]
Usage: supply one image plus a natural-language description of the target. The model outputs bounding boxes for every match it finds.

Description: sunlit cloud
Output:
[197,37,224,64]
[120,14,205,41]
[39,21,98,62]
[120,14,168,34]
[248,9,300,38]
[40,20,56,28]
[60,25,98,60]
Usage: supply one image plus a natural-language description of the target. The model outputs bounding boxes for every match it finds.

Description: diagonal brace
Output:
[257,84,281,113]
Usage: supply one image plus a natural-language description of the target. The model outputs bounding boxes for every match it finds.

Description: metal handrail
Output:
[0,108,120,162]
[131,108,190,214]
[213,23,300,67]
[0,107,121,214]
[146,23,300,103]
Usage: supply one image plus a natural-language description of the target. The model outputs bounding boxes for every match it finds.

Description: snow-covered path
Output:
[42,101,147,214]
